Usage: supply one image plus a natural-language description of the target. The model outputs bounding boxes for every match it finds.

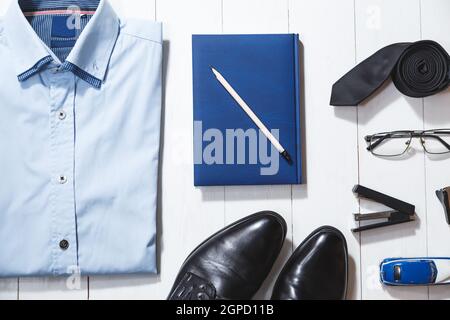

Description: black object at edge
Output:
[352,185,415,232]
[435,188,450,225]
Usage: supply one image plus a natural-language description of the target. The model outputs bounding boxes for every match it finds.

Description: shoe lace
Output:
[169,272,217,300]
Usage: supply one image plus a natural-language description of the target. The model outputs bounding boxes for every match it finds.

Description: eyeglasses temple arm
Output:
[366,134,390,151]
[425,135,450,151]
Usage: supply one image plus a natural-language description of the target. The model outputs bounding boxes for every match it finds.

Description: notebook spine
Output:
[293,34,302,184]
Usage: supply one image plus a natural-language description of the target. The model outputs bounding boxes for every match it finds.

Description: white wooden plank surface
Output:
[0,2,8,15]
[19,277,88,300]
[288,0,361,300]
[421,0,450,301]
[109,0,154,19]
[1,0,449,300]
[0,278,17,300]
[356,0,428,300]
[222,0,293,301]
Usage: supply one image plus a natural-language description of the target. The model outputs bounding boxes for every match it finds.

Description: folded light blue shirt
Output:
[0,0,162,277]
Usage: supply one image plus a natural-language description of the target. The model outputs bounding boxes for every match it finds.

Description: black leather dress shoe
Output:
[168,211,287,300]
[272,226,348,300]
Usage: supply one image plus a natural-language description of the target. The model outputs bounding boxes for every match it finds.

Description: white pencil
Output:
[211,67,293,165]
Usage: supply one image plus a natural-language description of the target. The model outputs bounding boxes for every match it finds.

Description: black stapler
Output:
[352,185,416,232]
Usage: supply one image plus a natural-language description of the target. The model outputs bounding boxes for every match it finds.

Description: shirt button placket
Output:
[49,70,78,275]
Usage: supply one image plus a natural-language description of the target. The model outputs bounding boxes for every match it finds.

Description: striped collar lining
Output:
[19,0,101,11]
[23,10,97,17]
[17,56,103,89]
[6,0,119,89]
[20,1,98,19]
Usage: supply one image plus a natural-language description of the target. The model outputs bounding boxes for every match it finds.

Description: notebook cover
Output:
[192,34,302,186]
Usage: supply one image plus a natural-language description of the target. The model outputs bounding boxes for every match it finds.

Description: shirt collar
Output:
[3,0,119,88]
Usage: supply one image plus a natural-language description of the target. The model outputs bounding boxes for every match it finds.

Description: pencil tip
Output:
[281,151,293,165]
[210,66,219,76]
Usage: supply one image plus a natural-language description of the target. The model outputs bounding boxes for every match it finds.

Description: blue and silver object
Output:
[380,257,450,286]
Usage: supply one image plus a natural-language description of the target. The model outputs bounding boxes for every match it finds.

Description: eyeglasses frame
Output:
[364,129,450,157]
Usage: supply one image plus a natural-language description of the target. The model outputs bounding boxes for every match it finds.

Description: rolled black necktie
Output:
[330,40,450,106]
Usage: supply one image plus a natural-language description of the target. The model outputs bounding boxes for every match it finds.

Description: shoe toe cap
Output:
[169,211,287,300]
[272,226,348,300]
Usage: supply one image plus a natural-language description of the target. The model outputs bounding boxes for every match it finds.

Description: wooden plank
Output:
[355,0,428,300]
[0,278,17,300]
[0,0,10,13]
[19,278,88,300]
[289,0,360,300]
[421,0,450,301]
[223,0,288,33]
[109,0,154,19]
[88,0,225,299]
[222,0,292,300]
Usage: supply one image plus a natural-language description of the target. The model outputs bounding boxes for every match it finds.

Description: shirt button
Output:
[59,240,69,250]
[59,175,68,184]
[58,110,67,120]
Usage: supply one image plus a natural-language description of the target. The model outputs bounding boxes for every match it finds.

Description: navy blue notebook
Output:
[192,34,302,186]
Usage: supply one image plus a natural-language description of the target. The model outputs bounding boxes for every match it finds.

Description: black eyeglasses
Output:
[365,129,450,157]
